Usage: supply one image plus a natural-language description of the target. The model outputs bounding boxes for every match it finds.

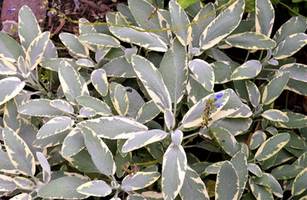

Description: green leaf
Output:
[250,130,267,150]
[209,118,252,136]
[253,173,283,198]
[231,60,262,80]
[292,167,307,196]
[178,0,198,8]
[179,166,210,200]
[50,99,74,114]
[246,80,260,107]
[0,77,25,106]
[215,161,239,200]
[0,174,17,191]
[272,111,307,129]
[122,171,160,191]
[262,109,289,122]
[279,63,307,82]
[212,61,240,84]
[122,129,168,153]
[189,59,214,92]
[117,4,138,26]
[212,127,241,156]
[249,178,274,200]
[91,69,109,96]
[18,99,64,117]
[2,127,35,176]
[186,74,211,105]
[136,100,160,124]
[0,32,21,62]
[81,126,116,176]
[273,33,307,60]
[4,99,21,133]
[59,33,89,58]
[255,0,275,37]
[271,165,304,180]
[106,13,167,52]
[38,176,89,199]
[78,33,120,48]
[162,144,187,200]
[169,1,192,46]
[103,56,137,78]
[159,38,188,103]
[225,32,276,50]
[79,18,96,35]
[76,96,111,116]
[18,5,41,49]
[0,150,18,174]
[25,31,50,70]
[110,82,129,116]
[248,163,263,177]
[255,132,290,161]
[67,149,100,173]
[58,60,89,105]
[77,180,112,197]
[132,55,172,112]
[200,0,245,50]
[78,116,147,139]
[62,128,85,158]
[262,72,290,105]
[37,116,74,139]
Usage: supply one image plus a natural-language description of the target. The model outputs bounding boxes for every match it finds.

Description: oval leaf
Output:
[18,99,64,117]
[122,171,160,191]
[231,60,262,80]
[0,77,25,106]
[77,180,112,197]
[37,116,74,139]
[0,32,21,62]
[91,68,109,96]
[78,33,120,48]
[262,109,289,122]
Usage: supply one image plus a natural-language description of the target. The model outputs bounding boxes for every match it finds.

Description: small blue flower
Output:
[216,103,223,108]
[216,93,223,99]
[8,8,15,13]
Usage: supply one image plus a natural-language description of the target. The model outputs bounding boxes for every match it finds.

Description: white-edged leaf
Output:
[18,5,41,49]
[0,32,21,62]
[136,100,160,124]
[231,60,262,80]
[249,178,274,200]
[245,80,260,107]
[262,109,289,122]
[122,171,160,191]
[172,130,183,147]
[253,173,283,198]
[78,116,148,139]
[62,128,85,158]
[77,180,112,197]
[76,96,111,116]
[59,33,89,58]
[122,129,168,153]
[50,99,74,114]
[169,1,192,46]
[0,58,17,75]
[279,63,307,82]
[91,68,109,96]
[37,116,74,139]
[13,177,35,192]
[18,99,64,117]
[215,161,239,200]
[4,98,21,133]
[2,127,35,176]
[103,56,137,78]
[0,174,18,191]
[36,152,51,184]
[110,82,129,116]
[38,176,89,199]
[81,126,116,176]
[250,130,267,150]
[189,59,214,91]
[162,143,187,200]
[200,0,245,50]
[255,0,275,37]
[255,132,290,161]
[292,167,307,196]
[78,33,120,48]
[58,60,89,105]
[0,77,25,106]
[248,163,263,177]
[132,55,171,112]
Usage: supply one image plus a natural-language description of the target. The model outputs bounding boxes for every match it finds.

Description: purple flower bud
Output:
[8,8,15,13]
[216,103,223,108]
[216,93,223,99]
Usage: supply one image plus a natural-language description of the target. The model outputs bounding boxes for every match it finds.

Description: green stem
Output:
[279,1,307,19]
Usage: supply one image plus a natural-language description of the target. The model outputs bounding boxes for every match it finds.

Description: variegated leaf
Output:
[59,33,89,58]
[249,178,274,200]
[126,87,145,118]
[3,99,21,133]
[212,127,241,157]
[255,0,275,37]
[127,194,147,200]
[0,174,17,191]
[292,167,307,196]
[0,77,25,106]
[103,56,137,78]
[162,143,187,200]
[81,126,116,176]
[255,132,290,161]
[262,72,290,105]
[273,33,307,60]
[38,176,89,199]
[18,99,64,117]
[76,96,112,116]
[66,149,100,173]
[2,127,35,176]
[225,32,276,50]
[79,18,96,35]
[18,5,41,49]
[91,68,109,96]
[169,1,192,46]
[78,33,120,48]
[179,166,210,200]
[122,129,168,153]
[50,99,74,114]
[0,32,21,62]
[110,82,129,116]
[136,100,160,124]
[122,171,160,191]
[132,55,172,112]
[117,4,138,26]
[40,58,78,71]
[107,13,167,52]
[77,180,112,197]
[215,161,239,200]
[62,128,85,158]
[25,31,50,70]
[78,107,96,118]
[95,46,111,62]
[253,173,283,198]
[36,152,51,184]
[13,176,35,190]
[245,80,260,107]
[0,150,18,174]
[231,60,262,80]
[0,58,17,75]
[186,73,211,105]
[159,38,188,103]
[200,0,245,50]
[33,130,69,148]
[262,109,289,122]
[248,163,263,177]
[207,118,252,136]
[250,130,267,150]
[189,59,214,92]
[78,116,147,139]
[172,130,183,147]
[279,63,307,82]
[212,61,240,84]
[205,162,223,174]
[58,60,89,105]
[76,58,95,68]
[125,47,138,63]
[271,165,304,180]
[37,116,74,139]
